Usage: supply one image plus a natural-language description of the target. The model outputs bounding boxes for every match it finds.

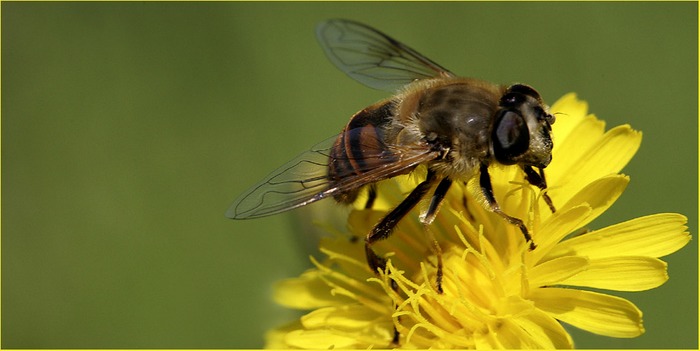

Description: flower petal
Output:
[284,329,366,349]
[301,304,392,331]
[580,124,639,175]
[549,125,641,202]
[510,308,575,349]
[481,319,541,349]
[547,213,690,259]
[273,270,342,309]
[550,114,606,182]
[553,174,629,226]
[530,287,644,338]
[577,124,642,176]
[531,204,592,259]
[529,256,589,287]
[264,319,304,348]
[549,93,590,142]
[469,297,574,348]
[294,305,394,348]
[559,256,668,291]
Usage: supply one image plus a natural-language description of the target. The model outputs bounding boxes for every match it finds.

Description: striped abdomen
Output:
[328,100,399,204]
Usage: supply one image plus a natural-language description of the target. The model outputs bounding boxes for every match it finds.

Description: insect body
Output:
[227,19,556,293]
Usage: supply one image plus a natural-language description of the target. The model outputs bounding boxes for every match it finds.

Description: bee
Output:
[227,19,556,294]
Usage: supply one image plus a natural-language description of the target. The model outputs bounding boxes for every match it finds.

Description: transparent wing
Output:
[316,19,455,92]
[226,133,439,219]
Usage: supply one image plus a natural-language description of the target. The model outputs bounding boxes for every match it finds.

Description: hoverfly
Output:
[227,19,556,294]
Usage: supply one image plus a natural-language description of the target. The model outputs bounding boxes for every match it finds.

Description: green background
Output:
[3,2,697,348]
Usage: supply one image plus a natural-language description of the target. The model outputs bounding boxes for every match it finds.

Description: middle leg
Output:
[420,177,452,293]
[365,170,438,275]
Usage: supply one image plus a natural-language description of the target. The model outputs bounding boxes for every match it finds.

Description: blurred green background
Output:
[2,2,697,348]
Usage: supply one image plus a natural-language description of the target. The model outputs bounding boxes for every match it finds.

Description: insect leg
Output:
[479,163,537,250]
[365,172,438,347]
[364,184,378,209]
[521,165,556,213]
[365,170,438,276]
[421,177,452,293]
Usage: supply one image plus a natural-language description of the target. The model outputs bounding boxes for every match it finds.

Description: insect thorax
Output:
[397,78,505,180]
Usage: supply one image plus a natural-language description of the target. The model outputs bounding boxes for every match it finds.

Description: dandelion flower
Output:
[266,94,690,349]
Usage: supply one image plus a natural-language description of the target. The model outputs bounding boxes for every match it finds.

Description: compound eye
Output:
[493,110,530,164]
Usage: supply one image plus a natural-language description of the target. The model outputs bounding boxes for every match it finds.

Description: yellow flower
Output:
[266,94,690,349]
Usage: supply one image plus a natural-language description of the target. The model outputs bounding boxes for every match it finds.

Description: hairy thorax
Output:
[389,77,506,180]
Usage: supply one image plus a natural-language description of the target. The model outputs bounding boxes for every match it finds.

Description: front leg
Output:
[479,163,536,250]
[521,165,556,213]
